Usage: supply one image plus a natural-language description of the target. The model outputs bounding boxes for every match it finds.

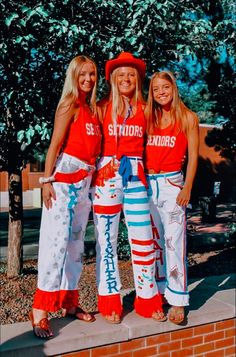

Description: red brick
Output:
[158,340,181,353]
[63,351,91,357]
[92,344,119,357]
[116,353,133,357]
[215,337,235,349]
[120,338,145,352]
[146,333,170,346]
[182,336,203,348]
[204,331,225,343]
[171,328,193,340]
[225,346,236,356]
[194,342,215,354]
[158,353,170,357]
[171,347,193,356]
[204,350,225,357]
[133,346,158,357]
[215,319,235,331]
[225,328,236,338]
[194,323,214,335]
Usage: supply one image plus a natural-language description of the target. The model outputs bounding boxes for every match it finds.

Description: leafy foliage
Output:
[118,219,130,260]
[1,0,235,171]
[205,119,236,161]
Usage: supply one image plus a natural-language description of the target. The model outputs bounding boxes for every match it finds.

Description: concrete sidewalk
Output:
[1,273,235,357]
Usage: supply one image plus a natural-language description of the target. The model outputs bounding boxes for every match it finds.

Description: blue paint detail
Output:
[101,214,119,294]
[157,278,167,282]
[124,186,146,193]
[166,285,189,295]
[128,220,151,227]
[125,210,150,215]
[97,188,103,195]
[148,171,180,179]
[124,197,149,204]
[68,184,82,238]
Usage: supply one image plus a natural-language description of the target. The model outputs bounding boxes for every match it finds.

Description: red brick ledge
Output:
[1,274,235,357]
[62,319,236,357]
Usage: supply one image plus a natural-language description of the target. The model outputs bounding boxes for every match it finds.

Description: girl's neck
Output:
[122,94,134,104]
[159,107,172,129]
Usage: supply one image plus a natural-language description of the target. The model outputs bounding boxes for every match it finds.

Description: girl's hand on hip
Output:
[176,186,191,207]
[42,183,56,210]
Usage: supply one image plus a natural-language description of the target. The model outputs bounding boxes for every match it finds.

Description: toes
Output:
[152,311,166,321]
[34,327,53,338]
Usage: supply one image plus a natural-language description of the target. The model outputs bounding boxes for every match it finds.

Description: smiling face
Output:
[152,77,174,108]
[116,66,137,98]
[78,62,96,94]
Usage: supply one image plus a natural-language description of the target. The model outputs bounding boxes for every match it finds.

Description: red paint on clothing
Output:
[93,204,122,214]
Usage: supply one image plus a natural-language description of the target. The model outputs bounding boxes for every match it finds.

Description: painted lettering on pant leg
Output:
[101,214,118,294]
[151,215,165,281]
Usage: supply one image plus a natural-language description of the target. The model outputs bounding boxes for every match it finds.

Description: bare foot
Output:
[104,311,121,324]
[62,307,95,322]
[152,311,167,322]
[29,308,53,338]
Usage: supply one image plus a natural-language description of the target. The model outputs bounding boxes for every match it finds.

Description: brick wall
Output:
[61,318,235,357]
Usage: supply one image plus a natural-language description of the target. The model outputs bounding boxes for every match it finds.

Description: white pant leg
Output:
[148,173,189,306]
[60,177,92,290]
[149,199,166,294]
[37,176,91,292]
[93,171,123,296]
[123,180,159,299]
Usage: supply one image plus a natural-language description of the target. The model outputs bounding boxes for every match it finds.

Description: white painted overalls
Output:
[147,171,189,306]
[145,123,189,307]
[92,102,162,317]
[33,106,101,311]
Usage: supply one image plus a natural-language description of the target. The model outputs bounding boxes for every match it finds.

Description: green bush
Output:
[118,218,131,260]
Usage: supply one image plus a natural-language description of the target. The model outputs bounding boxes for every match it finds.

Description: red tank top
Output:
[63,106,101,165]
[101,102,146,159]
[145,122,187,172]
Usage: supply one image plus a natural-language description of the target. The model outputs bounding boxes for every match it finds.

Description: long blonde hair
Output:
[145,71,196,134]
[57,55,97,114]
[107,67,145,124]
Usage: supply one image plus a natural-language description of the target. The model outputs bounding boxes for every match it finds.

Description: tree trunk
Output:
[7,172,23,278]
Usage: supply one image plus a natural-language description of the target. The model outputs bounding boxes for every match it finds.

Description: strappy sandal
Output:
[29,311,53,339]
[152,310,167,322]
[104,311,121,324]
[62,307,95,323]
[168,306,185,325]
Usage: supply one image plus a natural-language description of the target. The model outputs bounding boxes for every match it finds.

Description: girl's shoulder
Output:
[57,97,76,118]
[97,98,111,122]
[186,109,199,124]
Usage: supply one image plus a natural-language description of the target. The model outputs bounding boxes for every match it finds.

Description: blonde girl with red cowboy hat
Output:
[145,71,199,324]
[30,55,101,338]
[92,52,165,324]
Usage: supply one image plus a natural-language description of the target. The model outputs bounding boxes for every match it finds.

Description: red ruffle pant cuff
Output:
[32,288,79,312]
[134,293,163,317]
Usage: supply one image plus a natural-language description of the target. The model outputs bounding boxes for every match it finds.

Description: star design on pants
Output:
[157,200,165,208]
[166,236,175,251]
[168,205,183,225]
[169,265,183,280]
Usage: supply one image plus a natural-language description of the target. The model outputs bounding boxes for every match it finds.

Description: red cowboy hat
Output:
[105,52,146,81]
